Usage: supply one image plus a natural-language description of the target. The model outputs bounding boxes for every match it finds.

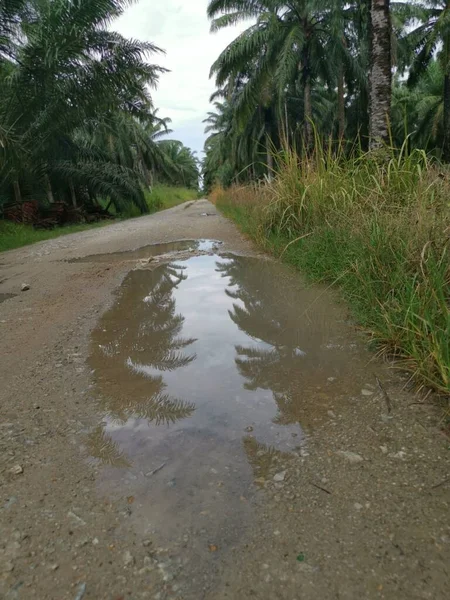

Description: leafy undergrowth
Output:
[211,146,450,403]
[0,186,198,253]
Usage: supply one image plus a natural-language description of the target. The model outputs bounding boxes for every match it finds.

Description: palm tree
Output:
[208,1,341,151]
[369,0,392,149]
[0,0,171,213]
[90,263,197,426]
[158,140,200,189]
[399,1,450,160]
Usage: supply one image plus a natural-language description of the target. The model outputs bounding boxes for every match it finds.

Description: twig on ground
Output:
[375,375,392,413]
[431,477,450,490]
[310,481,332,495]
[146,462,167,477]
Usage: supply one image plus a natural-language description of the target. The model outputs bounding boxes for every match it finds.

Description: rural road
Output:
[0,199,449,600]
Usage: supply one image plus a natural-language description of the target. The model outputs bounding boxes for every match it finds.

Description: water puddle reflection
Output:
[70,239,221,263]
[88,252,369,581]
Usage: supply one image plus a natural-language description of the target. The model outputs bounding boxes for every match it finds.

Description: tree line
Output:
[0,0,199,218]
[203,0,450,190]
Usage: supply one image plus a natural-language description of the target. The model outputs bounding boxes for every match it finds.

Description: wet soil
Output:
[0,200,449,599]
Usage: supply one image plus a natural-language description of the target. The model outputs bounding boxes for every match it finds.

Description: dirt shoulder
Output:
[0,200,449,600]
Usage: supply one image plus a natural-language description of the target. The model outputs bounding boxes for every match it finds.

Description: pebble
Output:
[390,451,407,460]
[2,561,14,573]
[380,445,388,454]
[336,450,364,464]
[142,539,152,547]
[123,550,134,567]
[21,283,30,291]
[361,389,374,396]
[354,503,363,510]
[273,471,287,482]
[9,465,23,475]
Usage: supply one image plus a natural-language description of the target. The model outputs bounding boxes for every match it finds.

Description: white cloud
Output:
[115,0,245,156]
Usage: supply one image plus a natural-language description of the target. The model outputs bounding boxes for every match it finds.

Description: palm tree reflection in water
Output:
[88,263,197,465]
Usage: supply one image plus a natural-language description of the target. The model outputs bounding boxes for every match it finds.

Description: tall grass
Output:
[212,143,450,398]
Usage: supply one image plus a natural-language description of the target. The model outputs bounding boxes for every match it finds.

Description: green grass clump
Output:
[212,144,450,397]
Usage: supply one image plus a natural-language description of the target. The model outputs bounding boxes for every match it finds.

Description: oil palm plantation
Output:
[398,1,450,160]
[0,0,198,216]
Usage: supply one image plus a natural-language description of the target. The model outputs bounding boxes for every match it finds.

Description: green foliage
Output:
[0,0,199,217]
[204,1,450,185]
[213,145,450,397]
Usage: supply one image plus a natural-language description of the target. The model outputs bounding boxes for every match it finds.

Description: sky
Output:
[116,1,245,157]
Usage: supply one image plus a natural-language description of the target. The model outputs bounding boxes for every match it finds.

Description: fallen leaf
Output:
[208,544,218,552]
[127,496,134,504]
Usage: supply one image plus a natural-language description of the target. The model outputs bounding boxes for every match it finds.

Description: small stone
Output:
[21,283,30,292]
[142,539,152,547]
[390,451,407,460]
[50,563,59,571]
[380,445,388,454]
[3,561,14,573]
[354,503,363,510]
[123,550,134,567]
[327,410,336,418]
[244,426,254,432]
[327,377,336,382]
[92,538,99,546]
[361,389,374,396]
[273,471,287,482]
[9,465,23,475]
[336,450,364,464]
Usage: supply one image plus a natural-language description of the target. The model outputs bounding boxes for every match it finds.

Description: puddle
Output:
[69,239,221,263]
[0,293,16,304]
[88,253,372,587]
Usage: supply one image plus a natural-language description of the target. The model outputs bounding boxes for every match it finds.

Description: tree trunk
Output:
[338,65,345,142]
[45,175,54,204]
[304,77,313,151]
[13,179,21,204]
[69,179,77,208]
[266,133,273,181]
[369,0,392,150]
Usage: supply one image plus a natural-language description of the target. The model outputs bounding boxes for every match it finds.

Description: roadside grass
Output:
[0,185,198,253]
[0,220,110,253]
[211,145,450,401]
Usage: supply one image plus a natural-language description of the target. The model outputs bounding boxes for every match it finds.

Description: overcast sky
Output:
[116,1,245,157]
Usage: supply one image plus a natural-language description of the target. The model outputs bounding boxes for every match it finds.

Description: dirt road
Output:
[1,200,449,600]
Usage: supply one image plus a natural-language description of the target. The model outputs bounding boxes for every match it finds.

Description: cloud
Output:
[115,1,245,155]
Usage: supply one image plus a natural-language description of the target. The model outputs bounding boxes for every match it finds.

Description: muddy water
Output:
[70,239,221,263]
[88,252,373,591]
